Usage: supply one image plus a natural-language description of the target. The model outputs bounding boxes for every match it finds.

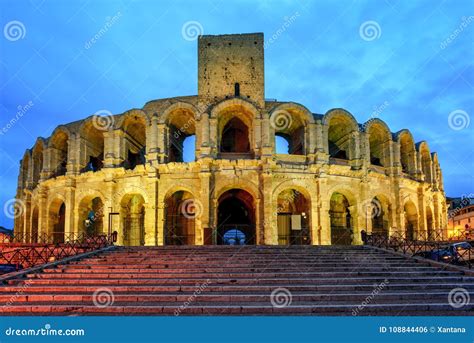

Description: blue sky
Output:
[0,0,473,228]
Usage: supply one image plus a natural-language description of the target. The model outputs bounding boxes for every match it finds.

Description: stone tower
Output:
[197,33,265,108]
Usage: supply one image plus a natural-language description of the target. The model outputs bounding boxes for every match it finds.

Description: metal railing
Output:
[364,232,472,269]
[0,232,117,245]
[0,233,117,273]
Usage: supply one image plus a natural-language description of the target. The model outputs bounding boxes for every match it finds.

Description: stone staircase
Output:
[0,245,473,315]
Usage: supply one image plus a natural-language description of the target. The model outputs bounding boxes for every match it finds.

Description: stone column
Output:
[64,180,76,241]
[144,176,158,246]
[349,205,363,245]
[197,170,211,245]
[262,172,275,245]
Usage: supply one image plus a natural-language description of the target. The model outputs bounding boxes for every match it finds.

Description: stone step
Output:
[3,282,474,293]
[0,303,472,315]
[27,270,462,279]
[0,291,471,303]
[11,276,474,286]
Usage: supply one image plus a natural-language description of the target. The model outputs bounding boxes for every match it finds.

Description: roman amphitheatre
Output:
[14,33,446,246]
[2,32,473,317]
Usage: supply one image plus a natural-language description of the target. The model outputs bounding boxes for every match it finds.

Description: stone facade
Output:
[14,33,447,246]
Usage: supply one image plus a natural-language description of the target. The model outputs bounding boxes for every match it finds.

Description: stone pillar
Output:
[64,182,75,241]
[146,115,160,166]
[37,188,48,241]
[66,134,81,175]
[157,124,167,163]
[350,131,362,169]
[144,176,158,246]
[197,170,211,245]
[199,114,212,158]
[104,130,124,168]
[349,205,363,245]
[262,172,275,245]
[209,118,217,157]
[317,178,331,245]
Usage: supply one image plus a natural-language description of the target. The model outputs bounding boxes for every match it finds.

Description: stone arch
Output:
[76,192,106,236]
[369,193,392,238]
[329,190,356,245]
[79,117,106,173]
[164,190,197,245]
[395,129,416,176]
[48,126,70,178]
[119,193,146,246]
[120,111,147,169]
[364,119,392,167]
[215,179,261,203]
[323,109,359,161]
[217,188,256,245]
[211,98,258,157]
[48,197,66,243]
[269,102,314,155]
[417,141,432,183]
[275,187,311,245]
[404,200,418,240]
[162,102,197,163]
[31,138,46,187]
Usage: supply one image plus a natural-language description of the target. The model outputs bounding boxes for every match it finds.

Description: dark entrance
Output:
[217,189,255,245]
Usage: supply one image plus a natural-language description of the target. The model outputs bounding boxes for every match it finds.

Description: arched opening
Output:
[426,207,434,240]
[420,144,432,183]
[398,131,416,175]
[121,194,145,246]
[31,207,39,243]
[220,117,250,153]
[49,199,66,243]
[122,115,146,170]
[273,112,305,155]
[164,191,196,245]
[49,129,69,177]
[80,121,105,173]
[166,108,196,163]
[367,122,391,167]
[78,196,104,236]
[370,196,390,238]
[327,113,356,161]
[330,192,353,245]
[277,189,311,245]
[32,141,44,187]
[217,189,255,245]
[404,201,418,240]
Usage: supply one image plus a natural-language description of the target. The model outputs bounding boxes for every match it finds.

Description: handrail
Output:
[0,233,117,272]
[364,232,472,269]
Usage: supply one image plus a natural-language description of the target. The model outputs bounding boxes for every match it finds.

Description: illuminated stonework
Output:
[14,33,447,246]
